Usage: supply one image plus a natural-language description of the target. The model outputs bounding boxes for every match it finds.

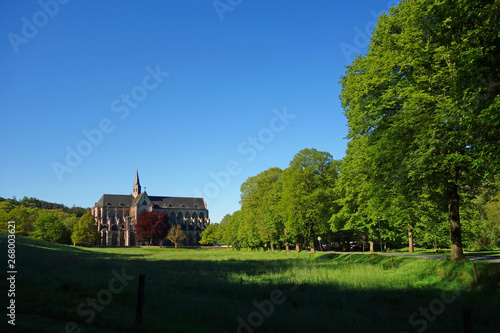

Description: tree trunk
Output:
[341,231,347,251]
[174,242,178,250]
[285,243,290,253]
[310,240,315,253]
[270,242,274,252]
[369,241,374,252]
[408,222,414,253]
[295,243,301,252]
[448,181,466,260]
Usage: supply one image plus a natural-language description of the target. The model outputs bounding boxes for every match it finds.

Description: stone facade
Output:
[92,171,209,247]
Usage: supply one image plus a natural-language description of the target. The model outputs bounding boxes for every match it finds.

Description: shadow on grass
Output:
[2,235,499,333]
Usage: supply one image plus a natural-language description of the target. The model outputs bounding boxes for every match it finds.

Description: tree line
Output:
[1,196,87,216]
[202,0,500,259]
[201,148,499,254]
[0,196,98,246]
[0,197,189,248]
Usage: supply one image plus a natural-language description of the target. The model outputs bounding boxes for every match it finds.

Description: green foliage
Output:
[214,149,341,251]
[480,194,500,249]
[5,206,36,236]
[0,196,88,217]
[0,196,87,244]
[462,192,500,250]
[71,213,100,246]
[31,210,69,244]
[338,0,500,259]
[239,167,283,248]
[199,224,220,245]
[222,211,242,247]
[279,149,340,250]
[215,1,500,254]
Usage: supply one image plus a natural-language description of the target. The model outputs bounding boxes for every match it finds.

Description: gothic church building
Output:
[92,171,209,247]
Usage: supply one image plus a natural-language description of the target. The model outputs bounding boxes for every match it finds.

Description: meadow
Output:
[1,234,499,333]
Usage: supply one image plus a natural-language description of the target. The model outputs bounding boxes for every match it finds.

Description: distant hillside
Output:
[0,196,88,217]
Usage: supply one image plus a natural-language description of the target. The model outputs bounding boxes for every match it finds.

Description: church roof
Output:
[131,192,148,207]
[149,196,206,210]
[94,193,206,210]
[95,194,134,207]
[94,170,207,211]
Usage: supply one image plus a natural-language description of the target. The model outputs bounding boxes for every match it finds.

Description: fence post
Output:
[472,263,479,284]
[462,308,472,333]
[136,274,145,326]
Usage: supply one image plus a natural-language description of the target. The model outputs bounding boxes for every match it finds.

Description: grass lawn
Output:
[386,247,500,257]
[1,234,499,333]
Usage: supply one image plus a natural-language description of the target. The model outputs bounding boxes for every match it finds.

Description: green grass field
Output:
[1,234,499,333]
[386,247,500,257]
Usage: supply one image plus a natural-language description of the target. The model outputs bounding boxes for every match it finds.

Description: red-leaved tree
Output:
[135,211,169,245]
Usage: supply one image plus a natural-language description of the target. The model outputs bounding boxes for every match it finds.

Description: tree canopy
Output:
[31,211,69,244]
[339,0,500,259]
[71,213,100,246]
[202,148,342,252]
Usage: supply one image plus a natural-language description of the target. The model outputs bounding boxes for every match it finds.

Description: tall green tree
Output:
[280,149,339,252]
[199,224,221,246]
[215,213,231,245]
[31,211,68,244]
[240,167,283,250]
[222,211,242,247]
[330,137,381,251]
[340,0,500,259]
[71,213,100,246]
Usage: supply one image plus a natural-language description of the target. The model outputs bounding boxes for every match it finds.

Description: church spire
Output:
[133,167,141,198]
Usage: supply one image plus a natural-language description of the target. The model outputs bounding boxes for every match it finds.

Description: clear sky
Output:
[1,0,398,224]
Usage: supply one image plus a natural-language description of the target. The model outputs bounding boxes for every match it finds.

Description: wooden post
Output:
[472,263,479,284]
[462,309,472,333]
[136,274,145,326]
[308,252,311,259]
[391,256,394,269]
[350,254,352,262]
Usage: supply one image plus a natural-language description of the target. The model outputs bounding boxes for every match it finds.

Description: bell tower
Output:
[133,168,141,198]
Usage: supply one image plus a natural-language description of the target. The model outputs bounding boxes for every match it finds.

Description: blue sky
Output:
[1,0,398,224]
